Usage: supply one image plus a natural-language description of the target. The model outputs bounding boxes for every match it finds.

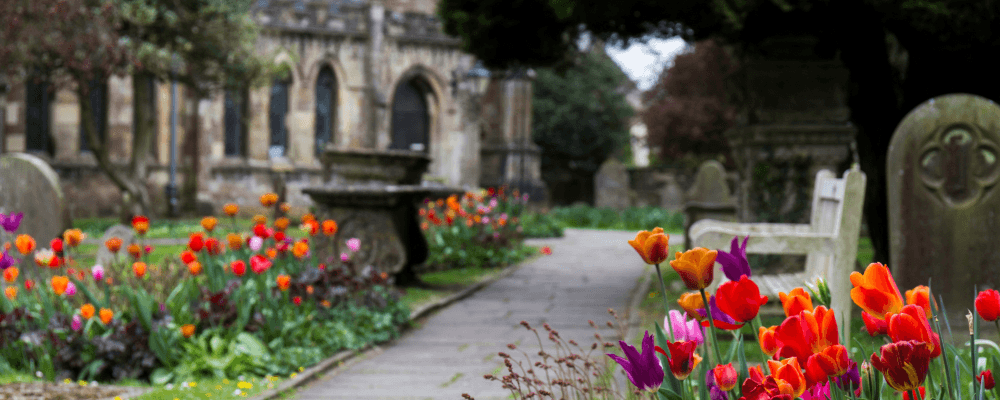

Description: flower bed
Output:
[474,230,1000,400]
[0,196,408,385]
[420,187,536,271]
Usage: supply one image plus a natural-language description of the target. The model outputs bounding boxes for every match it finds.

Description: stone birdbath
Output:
[302,147,463,285]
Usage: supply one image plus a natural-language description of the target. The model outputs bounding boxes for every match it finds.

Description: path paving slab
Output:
[292,229,680,400]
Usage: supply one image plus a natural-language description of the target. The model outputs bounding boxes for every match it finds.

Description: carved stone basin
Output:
[304,147,463,284]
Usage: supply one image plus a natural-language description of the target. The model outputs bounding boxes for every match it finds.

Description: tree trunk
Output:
[77,78,152,223]
[123,72,157,222]
[835,7,905,267]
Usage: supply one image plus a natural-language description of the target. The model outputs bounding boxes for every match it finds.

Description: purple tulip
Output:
[802,381,831,400]
[0,250,14,270]
[606,331,664,392]
[834,361,861,393]
[705,370,728,400]
[667,310,704,345]
[0,212,23,233]
[716,235,750,282]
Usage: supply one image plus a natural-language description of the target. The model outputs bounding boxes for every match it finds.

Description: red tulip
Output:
[805,344,851,385]
[742,366,797,400]
[250,255,271,274]
[50,238,63,253]
[862,311,889,336]
[659,340,702,380]
[292,296,302,306]
[903,387,925,400]
[715,276,768,323]
[713,363,738,391]
[253,223,270,239]
[976,289,1000,322]
[768,358,807,398]
[887,304,941,358]
[231,260,246,277]
[205,238,223,255]
[774,306,839,361]
[870,340,932,392]
[189,233,205,252]
[180,250,197,265]
[978,370,995,390]
[904,285,934,318]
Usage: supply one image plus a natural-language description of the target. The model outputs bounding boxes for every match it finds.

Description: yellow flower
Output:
[669,248,718,290]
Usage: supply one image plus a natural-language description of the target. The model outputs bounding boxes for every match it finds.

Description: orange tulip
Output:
[768,357,807,398]
[132,215,150,235]
[301,213,316,223]
[279,202,291,213]
[628,228,670,265]
[669,248,718,290]
[774,305,839,361]
[758,325,779,356]
[778,288,814,318]
[292,241,309,259]
[201,217,218,232]
[275,217,290,231]
[252,214,267,226]
[260,193,278,207]
[266,248,277,259]
[3,267,18,283]
[127,243,142,260]
[805,344,851,384]
[104,237,122,253]
[4,287,16,300]
[63,229,85,247]
[80,304,95,320]
[99,308,113,324]
[132,262,147,278]
[678,292,706,320]
[850,262,903,320]
[905,285,934,319]
[223,203,239,216]
[277,275,291,291]
[51,276,69,295]
[187,261,202,276]
[15,234,36,255]
[321,220,338,236]
[181,324,196,338]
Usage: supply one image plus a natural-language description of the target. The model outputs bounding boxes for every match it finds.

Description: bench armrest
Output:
[689,219,835,255]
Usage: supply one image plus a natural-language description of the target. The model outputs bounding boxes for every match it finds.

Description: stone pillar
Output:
[479,70,547,202]
[364,1,386,149]
[725,36,856,223]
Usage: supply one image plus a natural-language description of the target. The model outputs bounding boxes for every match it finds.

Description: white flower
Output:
[35,371,43,378]
[180,382,189,389]
[233,390,242,396]
[165,383,173,390]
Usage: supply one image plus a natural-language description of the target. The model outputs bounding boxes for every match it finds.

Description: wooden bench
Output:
[689,166,866,334]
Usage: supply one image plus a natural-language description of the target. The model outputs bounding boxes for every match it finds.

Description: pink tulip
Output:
[666,310,704,345]
[340,253,349,262]
[65,282,77,297]
[91,265,105,281]
[71,314,82,331]
[249,236,263,252]
[346,238,361,252]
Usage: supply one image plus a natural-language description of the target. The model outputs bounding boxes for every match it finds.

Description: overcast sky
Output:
[604,37,688,91]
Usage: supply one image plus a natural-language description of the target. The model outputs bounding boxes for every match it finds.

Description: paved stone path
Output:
[291,228,682,400]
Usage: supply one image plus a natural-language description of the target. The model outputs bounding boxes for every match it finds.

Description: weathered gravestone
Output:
[684,160,737,249]
[95,224,134,267]
[0,153,71,252]
[594,158,631,210]
[888,94,1000,315]
[658,174,685,211]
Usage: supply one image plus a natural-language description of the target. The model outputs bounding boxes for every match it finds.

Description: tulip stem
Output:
[699,288,724,365]
[655,263,676,342]
[748,318,770,367]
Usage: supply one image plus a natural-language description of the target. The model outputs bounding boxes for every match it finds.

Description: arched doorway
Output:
[390,78,431,152]
[314,66,337,157]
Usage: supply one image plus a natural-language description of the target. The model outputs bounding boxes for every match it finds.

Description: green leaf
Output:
[658,387,683,400]
[150,368,174,385]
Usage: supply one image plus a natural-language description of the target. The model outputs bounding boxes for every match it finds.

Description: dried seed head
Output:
[606,321,614,328]
[591,343,598,350]
[569,339,577,346]
[543,323,552,331]
[589,320,596,327]
[498,352,510,358]
[520,320,531,329]
[507,344,517,350]
[462,394,475,400]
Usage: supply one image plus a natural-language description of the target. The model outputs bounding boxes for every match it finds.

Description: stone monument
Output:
[594,158,631,210]
[95,224,135,267]
[684,160,737,249]
[888,93,1000,314]
[0,153,71,252]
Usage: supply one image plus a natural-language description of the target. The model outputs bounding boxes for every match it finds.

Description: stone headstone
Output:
[594,158,631,210]
[95,224,135,267]
[686,160,735,205]
[658,175,685,211]
[0,153,70,248]
[888,93,1000,315]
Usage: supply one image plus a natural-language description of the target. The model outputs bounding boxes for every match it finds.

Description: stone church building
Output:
[0,0,539,217]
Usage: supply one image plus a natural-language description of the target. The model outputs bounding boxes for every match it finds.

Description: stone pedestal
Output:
[478,72,547,203]
[725,36,857,223]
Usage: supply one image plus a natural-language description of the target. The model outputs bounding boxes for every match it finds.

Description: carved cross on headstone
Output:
[918,126,1000,207]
